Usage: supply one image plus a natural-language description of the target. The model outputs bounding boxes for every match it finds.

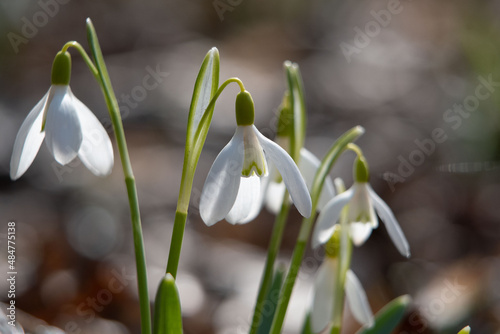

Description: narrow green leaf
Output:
[187,48,220,146]
[284,61,307,162]
[301,313,313,334]
[257,266,286,334]
[458,326,471,334]
[153,274,183,334]
[86,19,117,105]
[175,48,220,213]
[356,295,411,334]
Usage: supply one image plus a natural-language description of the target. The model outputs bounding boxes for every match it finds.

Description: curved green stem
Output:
[249,193,291,334]
[166,77,246,278]
[347,143,364,158]
[269,126,364,334]
[86,19,151,334]
[61,41,99,80]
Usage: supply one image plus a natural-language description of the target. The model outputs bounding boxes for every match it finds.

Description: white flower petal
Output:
[200,128,245,226]
[73,94,114,176]
[299,148,335,211]
[265,180,286,214]
[44,86,82,165]
[345,270,374,328]
[226,175,261,224]
[350,222,373,247]
[10,91,48,180]
[255,126,312,218]
[312,187,354,249]
[347,183,378,227]
[311,257,337,333]
[368,185,410,258]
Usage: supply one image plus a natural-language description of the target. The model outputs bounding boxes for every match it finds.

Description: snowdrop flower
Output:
[10,51,113,180]
[199,90,312,226]
[312,156,410,257]
[311,255,374,332]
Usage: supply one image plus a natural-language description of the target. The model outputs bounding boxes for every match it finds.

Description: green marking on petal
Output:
[241,126,267,177]
[347,183,376,224]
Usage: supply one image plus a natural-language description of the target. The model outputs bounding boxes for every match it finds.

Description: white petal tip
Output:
[356,125,365,134]
[203,218,218,227]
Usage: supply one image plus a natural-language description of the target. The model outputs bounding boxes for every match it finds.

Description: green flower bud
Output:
[51,51,71,85]
[354,156,370,183]
[277,91,293,137]
[235,90,255,126]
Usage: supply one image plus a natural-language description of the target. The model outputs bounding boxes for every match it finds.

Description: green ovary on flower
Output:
[354,156,370,183]
[51,51,72,86]
[235,90,255,126]
[241,125,267,177]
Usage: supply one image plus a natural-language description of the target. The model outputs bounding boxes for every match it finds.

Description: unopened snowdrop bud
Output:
[262,90,335,215]
[276,92,292,139]
[51,51,72,85]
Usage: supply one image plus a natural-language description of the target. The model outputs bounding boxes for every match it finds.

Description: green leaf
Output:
[284,61,307,162]
[153,274,183,334]
[356,295,411,334]
[186,48,220,146]
[175,48,220,213]
[86,19,118,107]
[458,326,471,334]
[257,266,286,334]
[309,126,365,212]
[301,313,313,334]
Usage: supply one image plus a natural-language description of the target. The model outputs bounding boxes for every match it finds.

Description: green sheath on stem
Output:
[86,18,152,334]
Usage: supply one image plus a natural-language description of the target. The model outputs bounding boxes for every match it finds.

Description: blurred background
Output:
[0,0,499,333]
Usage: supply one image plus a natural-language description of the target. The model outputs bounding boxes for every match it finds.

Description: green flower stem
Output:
[270,126,365,334]
[86,19,151,334]
[331,205,353,334]
[61,41,99,80]
[249,193,291,334]
[347,143,363,158]
[166,77,246,278]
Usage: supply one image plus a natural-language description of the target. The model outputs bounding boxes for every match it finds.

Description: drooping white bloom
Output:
[199,124,312,226]
[312,180,410,257]
[264,147,335,214]
[310,257,374,333]
[10,85,114,180]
